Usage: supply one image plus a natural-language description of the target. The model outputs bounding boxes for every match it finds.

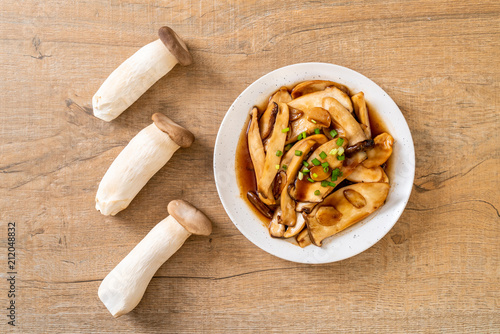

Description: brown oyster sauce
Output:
[235,87,393,227]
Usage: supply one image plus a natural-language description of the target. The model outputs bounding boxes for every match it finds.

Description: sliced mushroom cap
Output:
[291,80,350,99]
[304,182,390,246]
[259,88,292,139]
[322,97,367,145]
[284,212,306,238]
[247,107,266,181]
[286,107,331,144]
[344,139,375,157]
[362,132,394,168]
[269,208,285,238]
[288,86,353,113]
[295,201,317,214]
[258,103,290,205]
[247,191,274,219]
[296,228,312,248]
[351,92,371,139]
[346,165,386,183]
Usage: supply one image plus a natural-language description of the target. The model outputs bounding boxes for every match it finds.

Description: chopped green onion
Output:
[337,147,345,156]
[285,144,292,151]
[321,162,329,168]
[295,150,303,156]
[298,171,304,180]
[337,154,345,161]
[319,151,327,159]
[303,161,309,167]
[312,173,318,178]
[331,168,341,181]
[281,127,290,133]
[314,190,321,196]
[321,181,329,187]
[297,134,303,141]
[311,119,317,124]
[330,129,338,138]
[312,158,321,166]
[301,132,307,139]
[282,164,288,170]
[336,138,344,146]
[308,178,315,183]
[314,128,320,134]
[275,165,280,170]
[302,168,310,173]
[276,150,283,157]
[329,148,338,156]
[328,182,336,187]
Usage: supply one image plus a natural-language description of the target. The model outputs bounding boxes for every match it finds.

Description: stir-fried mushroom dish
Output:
[236,80,394,247]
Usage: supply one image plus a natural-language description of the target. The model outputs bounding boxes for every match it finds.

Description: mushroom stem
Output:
[93,27,192,122]
[96,113,194,216]
[98,215,190,318]
[98,200,212,318]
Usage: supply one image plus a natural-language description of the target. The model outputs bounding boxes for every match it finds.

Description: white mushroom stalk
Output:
[96,113,194,216]
[93,26,193,122]
[98,200,212,318]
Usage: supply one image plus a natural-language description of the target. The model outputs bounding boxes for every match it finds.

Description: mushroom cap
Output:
[152,113,195,148]
[167,200,212,236]
[158,26,193,66]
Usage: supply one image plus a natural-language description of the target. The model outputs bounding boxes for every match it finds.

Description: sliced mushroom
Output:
[259,103,278,140]
[344,139,374,157]
[296,201,317,214]
[362,133,394,168]
[279,135,327,226]
[324,119,347,139]
[289,107,304,121]
[351,92,371,138]
[272,170,286,198]
[346,165,388,183]
[322,97,367,145]
[247,191,274,219]
[247,107,266,181]
[291,80,351,100]
[288,138,349,203]
[259,88,291,139]
[286,107,331,144]
[296,228,312,248]
[280,188,296,227]
[258,103,290,205]
[284,212,306,238]
[269,208,285,238]
[289,86,353,113]
[304,182,390,246]
[280,134,328,183]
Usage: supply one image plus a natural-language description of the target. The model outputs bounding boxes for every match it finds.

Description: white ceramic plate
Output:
[214,63,414,264]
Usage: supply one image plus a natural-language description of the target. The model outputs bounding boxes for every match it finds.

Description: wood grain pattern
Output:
[0,0,499,332]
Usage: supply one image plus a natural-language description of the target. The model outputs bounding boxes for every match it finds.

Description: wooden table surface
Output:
[1,0,499,332]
